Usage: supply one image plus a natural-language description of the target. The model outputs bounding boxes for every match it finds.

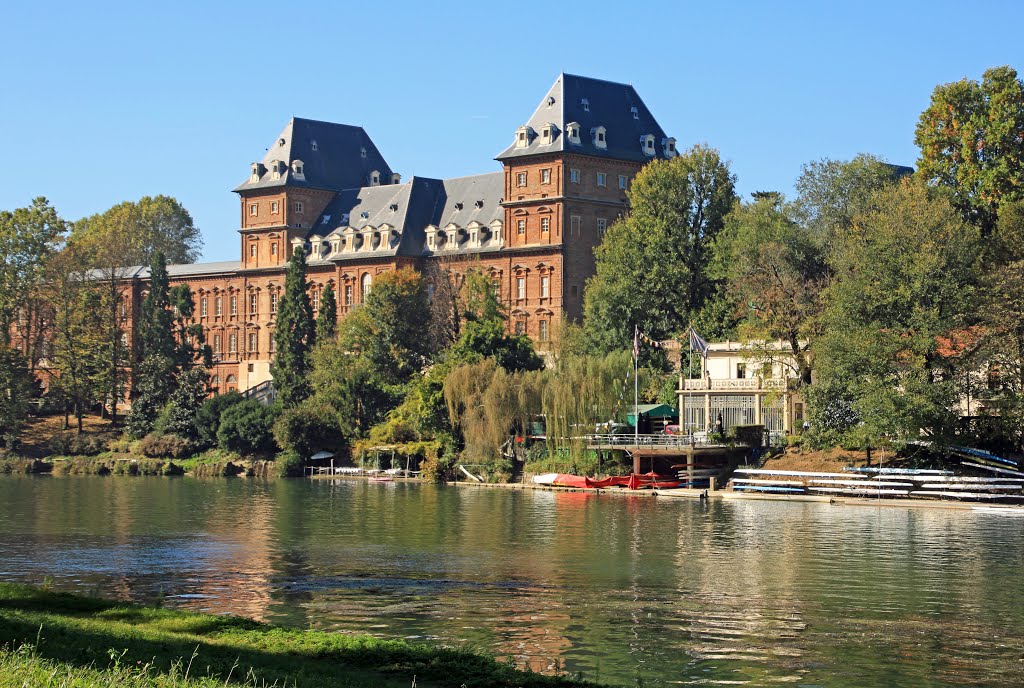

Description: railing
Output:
[583,434,721,448]
[243,380,276,405]
[680,377,790,392]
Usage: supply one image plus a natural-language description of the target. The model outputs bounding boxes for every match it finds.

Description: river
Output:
[0,475,1022,686]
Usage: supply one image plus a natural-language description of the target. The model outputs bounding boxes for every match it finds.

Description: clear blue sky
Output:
[3,0,1022,262]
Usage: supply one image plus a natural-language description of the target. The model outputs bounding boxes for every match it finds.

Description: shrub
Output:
[47,432,109,456]
[194,391,243,449]
[273,400,345,459]
[275,449,305,477]
[138,433,196,459]
[217,400,278,456]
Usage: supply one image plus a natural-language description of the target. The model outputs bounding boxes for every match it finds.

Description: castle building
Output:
[115,74,678,395]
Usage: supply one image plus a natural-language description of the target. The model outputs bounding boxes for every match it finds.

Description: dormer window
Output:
[291,160,305,178]
[311,139,318,152]
[391,173,401,184]
[641,134,656,156]
[547,96,556,107]
[389,203,398,212]
[360,211,370,219]
[278,138,286,147]
[592,126,607,149]
[514,125,533,149]
[250,163,265,182]
[475,200,484,209]
[360,147,367,159]
[454,202,463,211]
[370,170,380,186]
[630,106,639,120]
[662,137,678,157]
[581,98,590,112]
[566,122,581,144]
[540,123,557,145]
[341,212,350,224]
[270,160,281,180]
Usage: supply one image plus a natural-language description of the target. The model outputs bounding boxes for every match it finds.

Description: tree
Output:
[217,399,278,455]
[915,66,1024,234]
[0,346,34,449]
[194,390,243,449]
[315,282,337,345]
[713,193,826,386]
[45,245,110,432]
[812,180,981,447]
[271,245,314,408]
[156,366,210,439]
[583,144,737,355]
[337,268,431,387]
[72,195,201,266]
[0,198,66,349]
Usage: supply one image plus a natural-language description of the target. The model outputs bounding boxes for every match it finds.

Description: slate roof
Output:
[496,73,672,163]
[234,118,393,193]
[433,172,504,229]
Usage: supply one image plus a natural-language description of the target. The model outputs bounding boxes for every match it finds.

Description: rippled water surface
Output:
[1,476,1023,686]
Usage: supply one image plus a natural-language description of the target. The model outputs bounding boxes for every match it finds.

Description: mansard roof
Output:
[496,73,672,163]
[434,172,504,229]
[234,117,393,193]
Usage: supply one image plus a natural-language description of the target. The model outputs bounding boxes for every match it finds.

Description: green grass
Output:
[0,583,597,687]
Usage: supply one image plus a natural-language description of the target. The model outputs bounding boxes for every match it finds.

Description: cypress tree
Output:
[127,252,178,436]
[315,282,337,345]
[271,244,314,408]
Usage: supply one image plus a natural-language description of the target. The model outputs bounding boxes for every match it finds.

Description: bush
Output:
[47,432,109,456]
[275,449,305,477]
[217,400,278,456]
[273,400,345,459]
[194,391,243,449]
[138,433,196,459]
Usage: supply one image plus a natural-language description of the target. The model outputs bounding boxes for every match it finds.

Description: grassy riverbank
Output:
[0,583,597,687]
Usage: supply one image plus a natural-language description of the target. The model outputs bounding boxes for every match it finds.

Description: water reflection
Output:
[0,476,1022,686]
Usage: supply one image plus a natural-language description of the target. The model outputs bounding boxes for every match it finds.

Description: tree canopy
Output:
[271,245,314,408]
[72,195,201,266]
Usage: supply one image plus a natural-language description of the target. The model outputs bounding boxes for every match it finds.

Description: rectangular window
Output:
[344,284,352,306]
[570,168,580,184]
[200,298,208,317]
[211,334,221,353]
[541,217,550,233]
[618,175,628,189]
[271,243,278,256]
[597,218,607,237]
[541,168,551,184]
[228,333,237,353]
[570,215,581,237]
[294,201,304,213]
[248,333,258,352]
[311,290,319,311]
[571,285,579,298]
[270,292,278,314]
[249,293,257,315]
[737,363,746,379]
[249,203,258,216]
[269,334,276,353]
[271,201,279,214]
[517,219,526,235]
[516,172,527,187]
[515,320,526,335]
[541,275,549,298]
[215,297,222,316]
[516,277,525,300]
[597,172,607,187]
[230,295,238,315]
[119,299,128,322]
[539,320,548,342]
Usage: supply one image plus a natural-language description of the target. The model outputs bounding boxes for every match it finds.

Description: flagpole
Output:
[634,324,639,449]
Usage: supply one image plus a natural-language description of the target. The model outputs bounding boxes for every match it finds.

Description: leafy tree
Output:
[583,144,736,355]
[315,282,337,345]
[0,346,34,449]
[217,399,278,455]
[338,268,430,387]
[271,245,314,408]
[72,195,201,266]
[156,366,210,439]
[45,245,110,432]
[915,66,1024,234]
[0,198,66,349]
[812,180,981,447]
[793,154,910,253]
[194,390,243,449]
[714,193,826,386]
[273,399,346,458]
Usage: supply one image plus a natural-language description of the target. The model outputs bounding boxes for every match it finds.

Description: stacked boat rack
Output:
[730,450,1024,502]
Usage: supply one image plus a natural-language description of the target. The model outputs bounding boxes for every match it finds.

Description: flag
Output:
[688,326,709,358]
[633,326,639,360]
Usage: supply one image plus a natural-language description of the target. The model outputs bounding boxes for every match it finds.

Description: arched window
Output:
[361,273,372,302]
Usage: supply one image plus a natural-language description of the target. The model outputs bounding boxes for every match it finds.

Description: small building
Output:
[674,340,805,437]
